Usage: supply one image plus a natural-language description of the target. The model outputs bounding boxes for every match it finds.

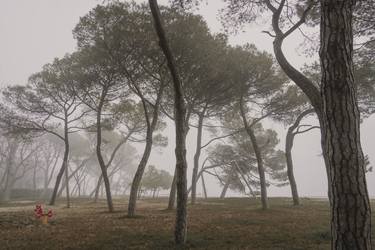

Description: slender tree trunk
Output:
[96,95,114,212]
[320,0,371,248]
[49,119,70,206]
[285,129,299,206]
[201,174,207,199]
[149,0,188,244]
[127,85,164,217]
[220,181,230,199]
[285,109,315,206]
[247,128,268,209]
[94,175,103,202]
[191,113,204,204]
[239,96,268,209]
[65,164,70,208]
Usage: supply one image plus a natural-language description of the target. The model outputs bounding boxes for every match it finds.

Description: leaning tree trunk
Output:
[127,85,164,217]
[201,174,207,199]
[239,97,268,209]
[149,0,188,244]
[94,175,103,202]
[285,109,315,206]
[191,112,204,204]
[127,130,155,216]
[247,128,268,209]
[49,119,70,206]
[220,181,230,199]
[320,0,371,248]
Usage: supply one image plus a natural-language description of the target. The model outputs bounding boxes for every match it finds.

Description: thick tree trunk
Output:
[320,0,372,248]
[191,113,204,204]
[220,181,230,199]
[127,85,164,217]
[149,0,188,244]
[49,120,70,206]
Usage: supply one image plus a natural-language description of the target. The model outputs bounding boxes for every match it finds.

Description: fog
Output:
[0,0,374,200]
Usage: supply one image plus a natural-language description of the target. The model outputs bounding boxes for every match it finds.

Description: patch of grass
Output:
[0,197,373,249]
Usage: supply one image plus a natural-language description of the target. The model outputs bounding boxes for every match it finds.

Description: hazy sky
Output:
[0,0,374,198]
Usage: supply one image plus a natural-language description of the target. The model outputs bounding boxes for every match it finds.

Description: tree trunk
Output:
[167,168,177,210]
[96,95,114,213]
[94,175,103,202]
[201,174,207,199]
[239,96,268,209]
[285,128,299,206]
[149,0,188,244]
[320,0,371,248]
[285,109,315,206]
[269,0,332,201]
[49,119,70,206]
[220,181,229,199]
[65,164,70,208]
[191,112,204,204]
[127,84,164,217]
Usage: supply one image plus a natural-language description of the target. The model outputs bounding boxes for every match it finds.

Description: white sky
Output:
[0,0,374,198]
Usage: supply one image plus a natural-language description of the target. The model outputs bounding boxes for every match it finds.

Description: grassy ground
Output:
[0,197,374,249]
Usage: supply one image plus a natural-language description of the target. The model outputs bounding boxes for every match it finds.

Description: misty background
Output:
[0,0,374,198]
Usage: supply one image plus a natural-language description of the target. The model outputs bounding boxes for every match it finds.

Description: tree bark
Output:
[149,0,188,244]
[220,181,230,199]
[201,174,207,199]
[96,90,114,213]
[49,119,70,206]
[167,168,177,210]
[65,164,70,208]
[94,175,103,202]
[268,0,332,200]
[239,96,268,209]
[285,109,315,206]
[320,0,372,248]
[127,85,164,217]
[191,112,204,204]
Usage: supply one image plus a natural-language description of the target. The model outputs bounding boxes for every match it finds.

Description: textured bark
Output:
[127,85,164,217]
[285,109,315,206]
[49,119,70,206]
[191,113,204,204]
[320,0,372,248]
[149,0,188,244]
[220,181,230,199]
[239,96,268,209]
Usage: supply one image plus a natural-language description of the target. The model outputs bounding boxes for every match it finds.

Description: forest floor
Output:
[0,197,374,250]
